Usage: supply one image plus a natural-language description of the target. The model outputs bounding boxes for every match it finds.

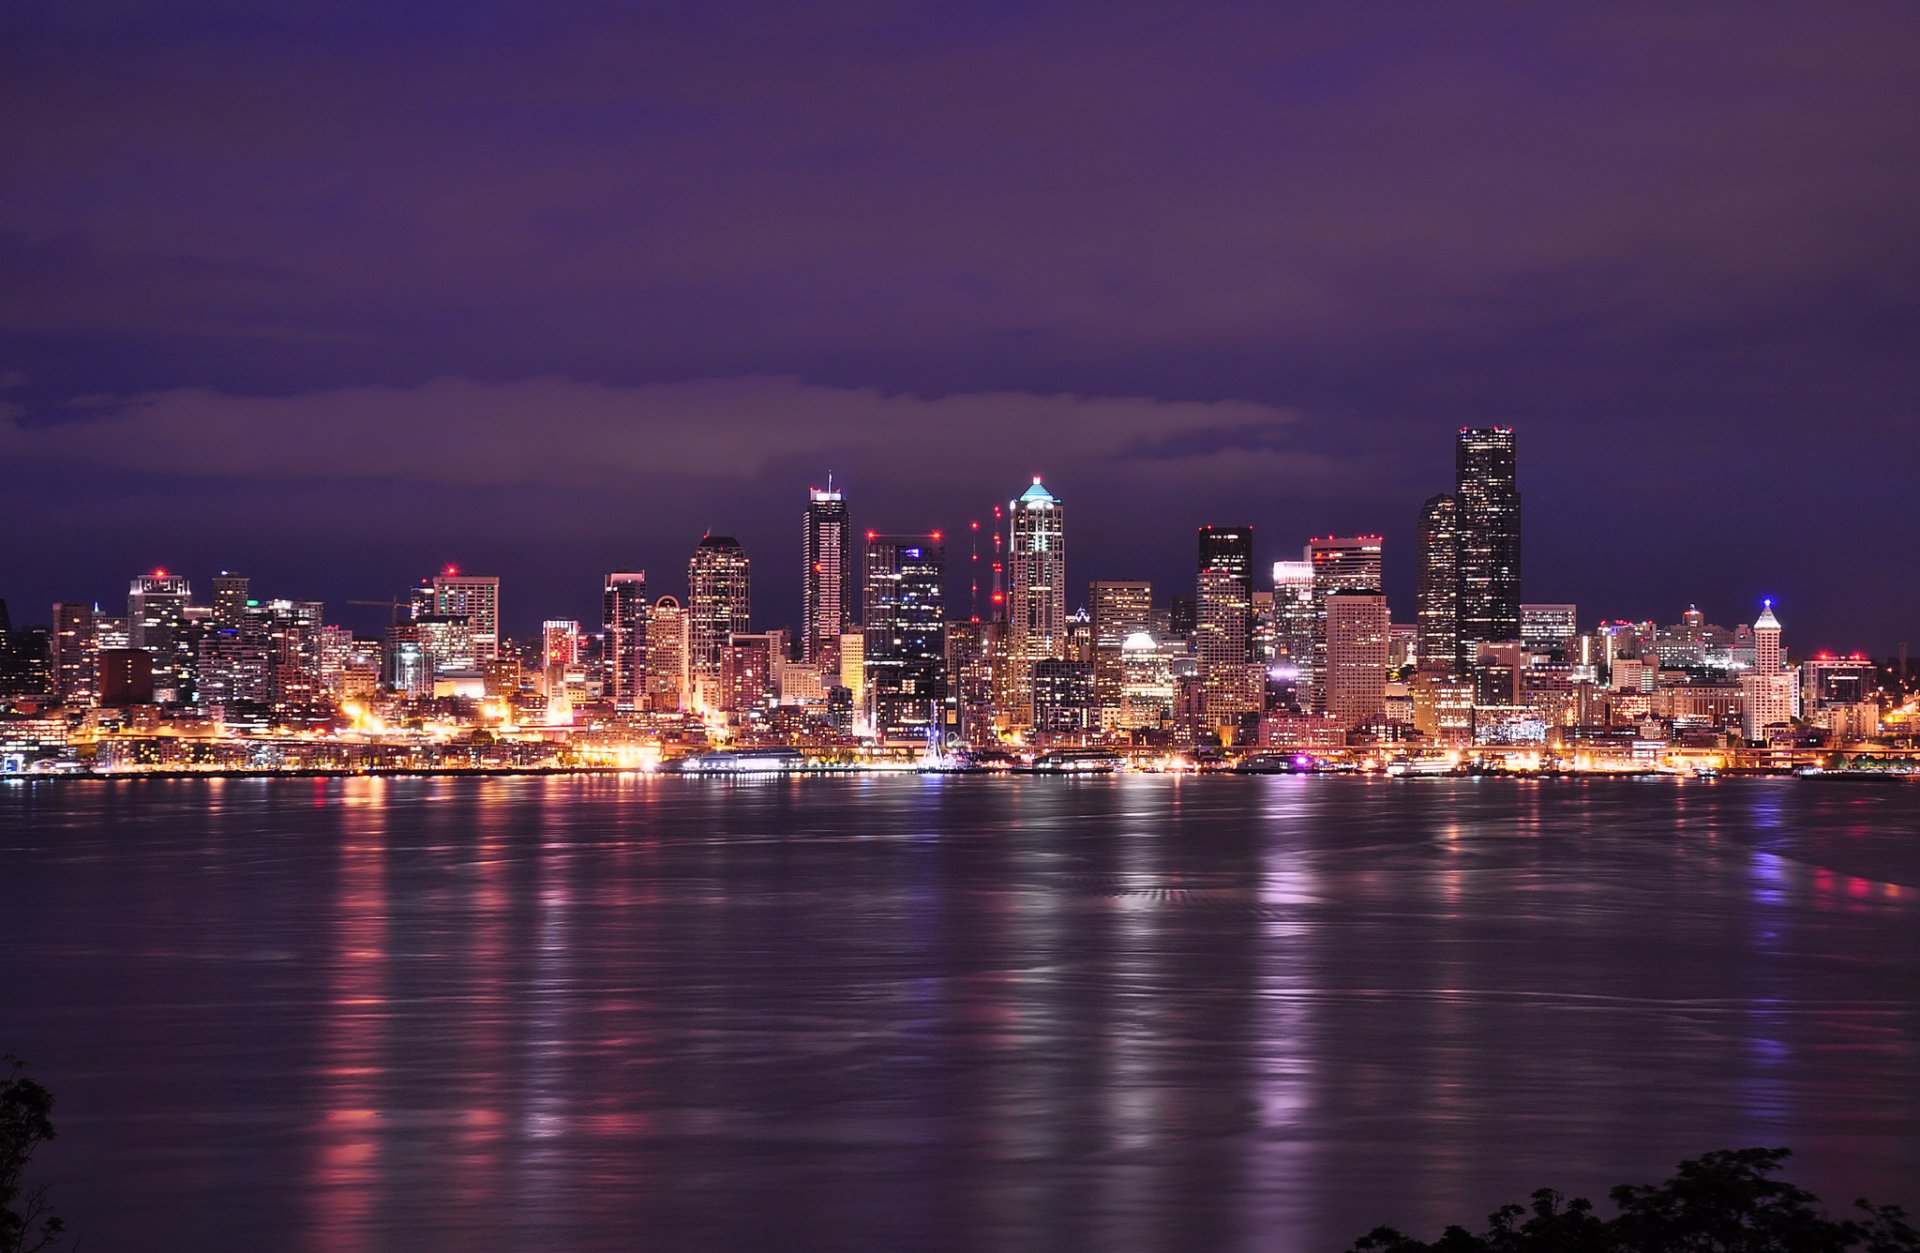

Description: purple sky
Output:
[4,2,1917,650]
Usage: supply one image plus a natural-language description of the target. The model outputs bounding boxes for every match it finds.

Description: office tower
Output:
[1324,592,1389,730]
[1031,659,1095,743]
[433,573,501,661]
[196,626,271,710]
[1088,581,1152,647]
[1454,427,1522,668]
[244,599,324,713]
[211,573,251,630]
[803,483,853,663]
[542,620,579,699]
[1520,604,1578,662]
[687,535,752,695]
[1754,599,1782,673]
[383,624,430,696]
[1118,631,1177,731]
[51,601,97,706]
[316,625,354,696]
[1416,494,1459,673]
[645,596,687,712]
[1006,477,1066,727]
[838,630,866,711]
[128,571,194,703]
[1168,595,1196,639]
[864,534,946,743]
[944,619,998,744]
[1741,601,1792,741]
[1307,536,1383,712]
[721,633,780,716]
[602,571,648,711]
[1197,568,1260,720]
[1271,560,1316,669]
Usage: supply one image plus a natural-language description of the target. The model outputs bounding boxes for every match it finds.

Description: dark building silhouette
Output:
[1453,427,1522,668]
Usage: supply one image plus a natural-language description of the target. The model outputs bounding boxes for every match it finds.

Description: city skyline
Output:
[5,435,1902,663]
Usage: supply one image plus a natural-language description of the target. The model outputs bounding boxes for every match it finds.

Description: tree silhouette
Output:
[1348,1148,1919,1252]
[0,1057,61,1253]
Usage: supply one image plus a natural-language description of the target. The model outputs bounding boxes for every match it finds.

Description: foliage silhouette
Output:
[1346,1148,1919,1252]
[0,1057,61,1253]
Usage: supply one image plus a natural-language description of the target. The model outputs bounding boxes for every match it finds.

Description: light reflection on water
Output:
[3,775,1920,1252]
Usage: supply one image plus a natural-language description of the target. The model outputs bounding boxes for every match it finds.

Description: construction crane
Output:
[345,597,411,625]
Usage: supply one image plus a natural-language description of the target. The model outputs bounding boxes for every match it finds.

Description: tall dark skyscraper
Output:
[1416,494,1459,673]
[687,535,751,694]
[602,570,648,711]
[802,482,852,663]
[1195,525,1256,718]
[1454,427,1522,667]
[863,533,946,744]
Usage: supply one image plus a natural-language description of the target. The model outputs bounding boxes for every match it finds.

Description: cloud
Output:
[0,375,1332,495]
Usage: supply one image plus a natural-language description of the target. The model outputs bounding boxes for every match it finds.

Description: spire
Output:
[1755,599,1782,631]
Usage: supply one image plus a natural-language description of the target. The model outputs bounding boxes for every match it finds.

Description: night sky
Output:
[4,3,1917,650]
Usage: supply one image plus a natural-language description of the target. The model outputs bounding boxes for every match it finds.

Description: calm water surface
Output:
[3,776,1919,1251]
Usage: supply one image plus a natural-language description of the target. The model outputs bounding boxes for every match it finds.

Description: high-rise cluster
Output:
[2,427,1905,777]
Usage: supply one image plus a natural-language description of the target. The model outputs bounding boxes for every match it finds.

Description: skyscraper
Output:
[1196,526,1254,607]
[51,601,96,706]
[1306,536,1383,712]
[433,572,501,661]
[802,482,852,663]
[602,571,648,711]
[645,596,687,712]
[687,535,751,695]
[1741,600,1793,740]
[1196,526,1256,720]
[863,534,946,743]
[209,573,251,631]
[1416,494,1459,673]
[1325,592,1390,730]
[1006,477,1066,728]
[1088,581,1152,649]
[1271,560,1316,672]
[1454,427,1522,668]
[128,571,193,703]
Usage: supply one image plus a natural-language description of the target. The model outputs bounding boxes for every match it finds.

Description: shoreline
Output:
[5,766,1909,784]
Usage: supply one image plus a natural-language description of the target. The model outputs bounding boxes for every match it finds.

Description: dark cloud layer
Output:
[3,2,1917,646]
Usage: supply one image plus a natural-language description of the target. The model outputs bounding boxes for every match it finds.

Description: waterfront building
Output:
[1006,477,1066,728]
[863,534,946,744]
[1031,659,1095,744]
[1324,591,1389,730]
[1307,536,1383,713]
[688,536,752,691]
[803,483,853,664]
[602,571,648,710]
[944,618,998,743]
[1454,427,1522,668]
